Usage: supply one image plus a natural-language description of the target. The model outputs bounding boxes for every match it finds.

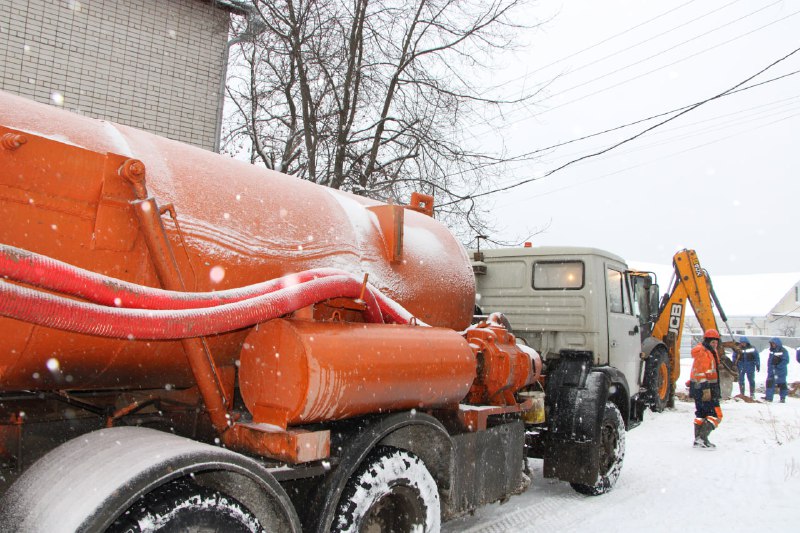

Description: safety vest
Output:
[741,346,758,362]
[691,344,718,385]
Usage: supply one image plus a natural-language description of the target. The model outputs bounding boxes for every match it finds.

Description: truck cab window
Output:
[607,268,624,313]
[532,261,584,290]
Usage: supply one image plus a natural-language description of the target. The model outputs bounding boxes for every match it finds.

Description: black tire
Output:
[108,479,264,533]
[332,446,440,533]
[569,402,625,496]
[646,347,671,412]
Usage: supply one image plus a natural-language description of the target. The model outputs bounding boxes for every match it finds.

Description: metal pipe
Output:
[119,159,231,432]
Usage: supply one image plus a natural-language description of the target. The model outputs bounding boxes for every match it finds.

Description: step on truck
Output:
[0,90,624,533]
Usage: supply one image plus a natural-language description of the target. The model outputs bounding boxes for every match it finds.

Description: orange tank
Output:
[239,320,476,428]
[0,90,475,393]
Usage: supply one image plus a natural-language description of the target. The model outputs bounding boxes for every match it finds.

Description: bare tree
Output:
[222,0,538,239]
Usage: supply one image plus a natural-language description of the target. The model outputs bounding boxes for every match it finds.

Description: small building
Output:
[0,0,245,151]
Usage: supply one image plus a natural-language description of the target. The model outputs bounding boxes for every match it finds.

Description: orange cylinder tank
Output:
[0,90,475,393]
[239,319,476,428]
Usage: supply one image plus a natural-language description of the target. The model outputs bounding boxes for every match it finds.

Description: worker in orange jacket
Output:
[689,329,723,449]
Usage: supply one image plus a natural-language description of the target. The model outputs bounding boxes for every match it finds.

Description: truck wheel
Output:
[109,479,263,533]
[0,427,300,532]
[570,402,625,496]
[333,446,440,533]
[646,348,670,412]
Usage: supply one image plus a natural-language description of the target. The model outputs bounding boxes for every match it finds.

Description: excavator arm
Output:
[652,250,722,383]
[650,249,733,400]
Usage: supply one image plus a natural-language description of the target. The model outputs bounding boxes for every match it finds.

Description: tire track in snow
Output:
[444,399,800,532]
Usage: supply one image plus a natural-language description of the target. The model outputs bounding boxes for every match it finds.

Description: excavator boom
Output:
[652,249,727,383]
[633,249,732,407]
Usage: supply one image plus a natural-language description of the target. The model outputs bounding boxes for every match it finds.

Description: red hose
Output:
[0,244,419,324]
[0,275,388,339]
[1,245,362,307]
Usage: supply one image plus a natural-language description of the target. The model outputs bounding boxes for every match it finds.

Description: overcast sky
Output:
[474,0,798,275]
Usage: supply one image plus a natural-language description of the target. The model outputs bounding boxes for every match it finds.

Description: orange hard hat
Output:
[704,328,720,340]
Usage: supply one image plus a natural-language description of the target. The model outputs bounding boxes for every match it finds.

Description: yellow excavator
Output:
[631,249,737,410]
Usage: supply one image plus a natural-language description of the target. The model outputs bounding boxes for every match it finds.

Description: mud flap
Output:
[542,354,611,486]
[449,420,526,517]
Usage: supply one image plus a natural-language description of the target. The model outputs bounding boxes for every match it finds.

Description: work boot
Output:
[693,424,706,448]
[701,420,717,448]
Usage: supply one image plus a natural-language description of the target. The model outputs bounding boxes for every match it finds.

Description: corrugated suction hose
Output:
[0,244,424,339]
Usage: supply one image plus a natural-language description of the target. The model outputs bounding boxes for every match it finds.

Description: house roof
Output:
[711,273,799,316]
[205,0,250,15]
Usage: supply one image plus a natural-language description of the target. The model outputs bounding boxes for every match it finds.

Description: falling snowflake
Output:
[210,265,225,283]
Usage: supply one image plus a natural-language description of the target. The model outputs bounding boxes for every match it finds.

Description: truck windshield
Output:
[532,261,584,290]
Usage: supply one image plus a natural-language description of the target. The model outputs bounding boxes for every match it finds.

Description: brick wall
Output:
[0,0,232,151]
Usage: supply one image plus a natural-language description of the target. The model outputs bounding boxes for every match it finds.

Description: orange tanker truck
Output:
[0,90,631,532]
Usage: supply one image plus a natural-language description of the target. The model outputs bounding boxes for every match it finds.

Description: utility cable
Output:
[486,7,800,133]
[487,0,702,93]
[498,109,800,206]
[468,0,784,135]
[438,45,800,206]
[529,0,782,105]
[442,67,800,181]
[509,68,800,162]
[545,97,800,165]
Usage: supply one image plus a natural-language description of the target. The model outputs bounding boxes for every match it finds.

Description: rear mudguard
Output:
[297,411,527,531]
[541,351,630,485]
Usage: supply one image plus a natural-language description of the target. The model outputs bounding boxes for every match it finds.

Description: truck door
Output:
[606,267,641,391]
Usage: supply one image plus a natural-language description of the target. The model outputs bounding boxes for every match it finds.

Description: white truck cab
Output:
[473,246,647,413]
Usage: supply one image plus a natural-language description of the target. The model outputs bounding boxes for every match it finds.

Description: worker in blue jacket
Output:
[733,336,759,399]
[764,337,789,403]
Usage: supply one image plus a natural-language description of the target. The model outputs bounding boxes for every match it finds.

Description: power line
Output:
[458,67,800,176]
[467,0,782,135]
[438,45,800,207]
[500,109,800,206]
[434,67,800,194]
[496,7,800,128]
[542,95,800,165]
[487,0,702,94]
[528,0,782,106]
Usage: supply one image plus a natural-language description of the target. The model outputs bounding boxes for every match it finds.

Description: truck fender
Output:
[542,353,630,486]
[592,365,632,427]
[0,426,300,533]
[304,411,454,533]
[544,353,631,434]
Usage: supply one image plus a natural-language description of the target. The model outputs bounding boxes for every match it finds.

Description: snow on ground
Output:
[444,350,800,532]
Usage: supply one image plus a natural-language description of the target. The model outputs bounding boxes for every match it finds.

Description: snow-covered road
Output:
[444,358,800,532]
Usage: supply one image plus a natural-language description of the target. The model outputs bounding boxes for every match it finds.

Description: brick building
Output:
[0,0,243,151]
